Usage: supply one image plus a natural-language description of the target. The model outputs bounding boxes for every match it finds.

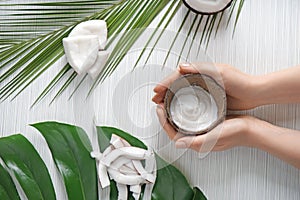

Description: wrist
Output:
[234,116,263,147]
[243,116,270,148]
[246,117,279,149]
[249,75,270,107]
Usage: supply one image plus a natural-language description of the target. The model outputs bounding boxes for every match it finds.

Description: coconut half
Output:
[164,74,226,135]
[69,20,107,50]
[183,0,233,15]
[63,35,99,74]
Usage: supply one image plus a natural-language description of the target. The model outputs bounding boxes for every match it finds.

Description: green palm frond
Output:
[0,0,120,40]
[0,0,245,106]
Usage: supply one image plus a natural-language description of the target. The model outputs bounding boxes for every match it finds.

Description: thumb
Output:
[179,62,224,88]
[179,63,199,74]
[179,62,219,76]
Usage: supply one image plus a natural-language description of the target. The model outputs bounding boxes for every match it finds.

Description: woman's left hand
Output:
[156,104,256,152]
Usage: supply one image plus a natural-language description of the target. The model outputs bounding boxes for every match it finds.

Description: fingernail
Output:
[175,141,187,149]
[179,63,190,68]
[152,96,156,103]
[156,104,163,111]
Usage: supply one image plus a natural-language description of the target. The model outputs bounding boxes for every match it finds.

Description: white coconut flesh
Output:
[87,51,110,79]
[62,35,99,74]
[69,20,107,50]
[62,20,109,77]
[90,134,156,200]
[184,0,232,14]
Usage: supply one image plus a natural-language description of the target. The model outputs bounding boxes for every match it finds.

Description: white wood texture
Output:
[1,0,300,199]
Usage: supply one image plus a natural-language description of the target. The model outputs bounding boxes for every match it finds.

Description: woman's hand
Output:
[152,63,260,152]
[156,104,256,152]
[152,63,300,168]
[152,63,260,110]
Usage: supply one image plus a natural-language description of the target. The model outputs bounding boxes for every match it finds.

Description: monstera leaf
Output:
[0,134,56,200]
[32,122,98,200]
[0,122,206,199]
[0,162,20,200]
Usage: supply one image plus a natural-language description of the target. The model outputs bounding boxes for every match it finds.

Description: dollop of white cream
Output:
[170,86,218,132]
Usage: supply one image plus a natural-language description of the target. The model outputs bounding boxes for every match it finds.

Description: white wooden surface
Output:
[1,0,300,199]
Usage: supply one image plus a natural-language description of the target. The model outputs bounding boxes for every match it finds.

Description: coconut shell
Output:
[164,74,226,135]
[182,0,233,15]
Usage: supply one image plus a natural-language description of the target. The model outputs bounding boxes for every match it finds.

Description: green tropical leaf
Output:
[0,0,120,41]
[192,187,207,200]
[0,162,20,200]
[32,121,98,200]
[0,0,245,106]
[0,186,10,200]
[152,155,194,200]
[96,126,207,200]
[0,0,121,104]
[96,126,147,151]
[0,134,56,200]
[0,122,206,199]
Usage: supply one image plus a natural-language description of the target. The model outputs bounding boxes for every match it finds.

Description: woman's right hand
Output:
[153,63,261,110]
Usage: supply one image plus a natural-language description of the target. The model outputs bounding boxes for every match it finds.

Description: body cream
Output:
[170,86,218,132]
[165,74,226,135]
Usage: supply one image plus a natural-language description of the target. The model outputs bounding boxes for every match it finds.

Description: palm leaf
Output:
[0,0,245,105]
[0,0,120,103]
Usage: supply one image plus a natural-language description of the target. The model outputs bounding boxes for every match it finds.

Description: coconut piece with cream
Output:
[183,0,233,14]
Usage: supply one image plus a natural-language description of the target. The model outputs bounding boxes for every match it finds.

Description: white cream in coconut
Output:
[184,0,232,14]
[170,86,218,132]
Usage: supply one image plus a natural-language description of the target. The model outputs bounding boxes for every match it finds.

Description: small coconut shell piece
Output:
[182,0,233,15]
[164,74,226,135]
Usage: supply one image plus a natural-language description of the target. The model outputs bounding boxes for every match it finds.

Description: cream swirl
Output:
[170,86,218,132]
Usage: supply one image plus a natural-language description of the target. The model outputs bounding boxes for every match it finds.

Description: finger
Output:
[156,105,183,141]
[178,63,199,74]
[175,133,219,152]
[153,69,180,93]
[179,63,224,87]
[175,136,204,152]
[175,121,224,152]
[152,93,163,104]
[179,63,217,76]
[152,69,181,104]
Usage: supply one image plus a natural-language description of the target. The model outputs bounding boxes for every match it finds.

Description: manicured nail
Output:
[156,104,163,111]
[179,63,190,68]
[175,141,187,149]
